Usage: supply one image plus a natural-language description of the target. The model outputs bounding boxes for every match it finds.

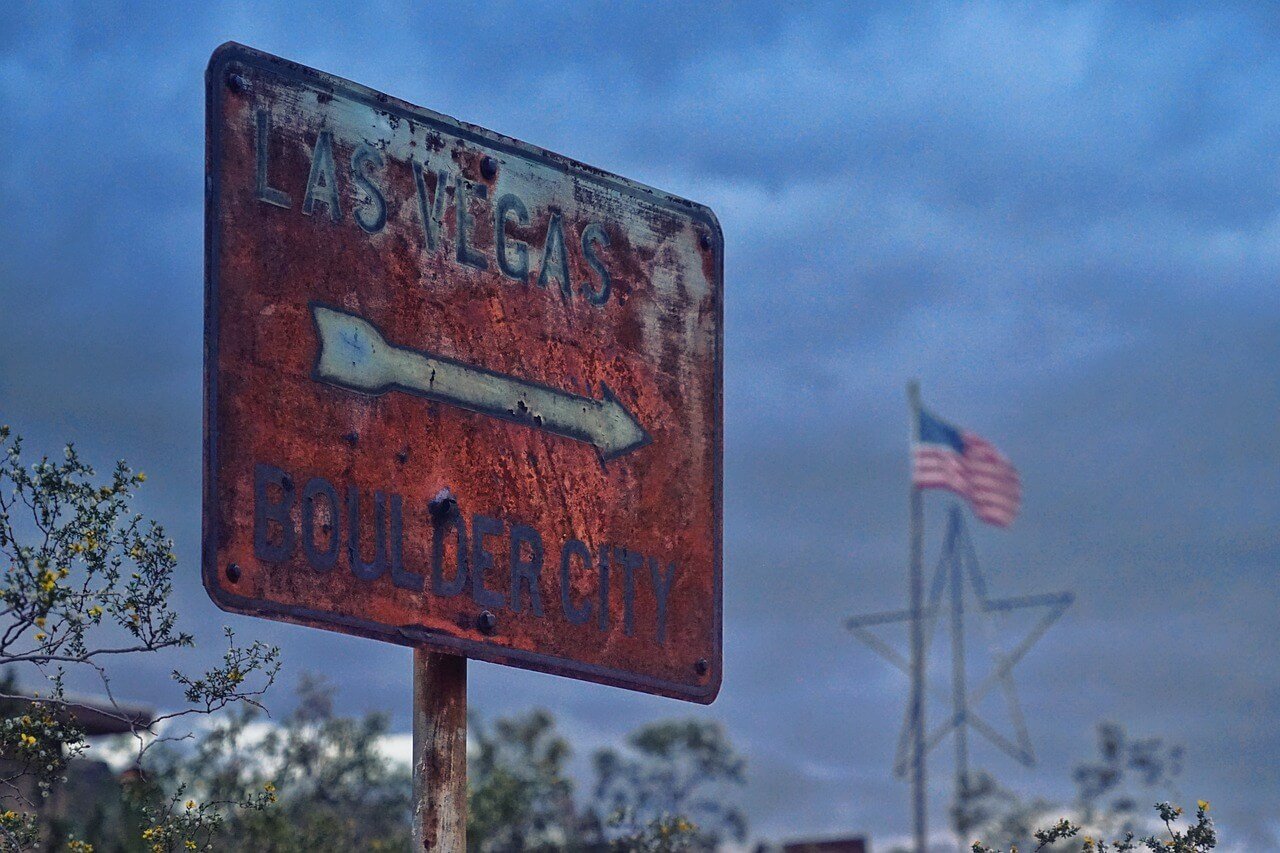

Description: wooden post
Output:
[412,649,467,852]
[907,380,927,853]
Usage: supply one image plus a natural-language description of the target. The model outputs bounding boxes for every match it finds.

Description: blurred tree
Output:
[1072,723,1183,823]
[467,708,579,851]
[591,719,747,850]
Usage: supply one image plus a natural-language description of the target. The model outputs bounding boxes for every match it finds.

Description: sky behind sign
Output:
[2,1,1277,847]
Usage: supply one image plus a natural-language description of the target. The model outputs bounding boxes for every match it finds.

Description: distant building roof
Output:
[781,837,868,853]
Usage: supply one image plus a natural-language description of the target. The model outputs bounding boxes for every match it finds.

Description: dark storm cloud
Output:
[2,1,1277,847]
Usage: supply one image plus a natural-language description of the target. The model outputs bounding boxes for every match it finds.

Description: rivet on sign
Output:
[699,232,712,250]
[695,658,709,675]
[428,487,458,521]
[226,563,242,583]
[477,610,498,635]
[343,432,359,446]
[227,73,250,94]
[480,156,498,179]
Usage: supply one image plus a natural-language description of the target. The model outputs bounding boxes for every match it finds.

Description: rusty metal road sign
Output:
[203,43,722,702]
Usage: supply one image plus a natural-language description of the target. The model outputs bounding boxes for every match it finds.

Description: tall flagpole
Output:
[948,507,971,853]
[907,380,927,853]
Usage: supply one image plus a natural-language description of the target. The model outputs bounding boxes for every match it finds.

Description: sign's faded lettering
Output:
[254,108,618,308]
[251,462,678,644]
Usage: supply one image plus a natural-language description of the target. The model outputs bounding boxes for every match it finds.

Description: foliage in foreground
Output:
[42,684,743,852]
[972,799,1216,853]
[0,428,279,851]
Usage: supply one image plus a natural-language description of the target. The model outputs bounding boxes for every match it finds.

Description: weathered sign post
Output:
[203,43,723,849]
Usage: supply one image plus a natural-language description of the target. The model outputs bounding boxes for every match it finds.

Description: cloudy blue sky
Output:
[2,1,1277,848]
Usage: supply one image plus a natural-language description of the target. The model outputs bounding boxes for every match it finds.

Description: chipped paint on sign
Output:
[204,44,723,702]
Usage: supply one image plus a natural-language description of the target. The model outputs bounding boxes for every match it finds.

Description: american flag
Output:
[912,407,1022,527]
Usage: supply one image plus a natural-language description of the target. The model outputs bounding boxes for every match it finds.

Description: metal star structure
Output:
[846,504,1073,779]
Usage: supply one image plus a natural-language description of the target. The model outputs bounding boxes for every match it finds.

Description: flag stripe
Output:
[912,464,1020,491]
[912,465,1016,489]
